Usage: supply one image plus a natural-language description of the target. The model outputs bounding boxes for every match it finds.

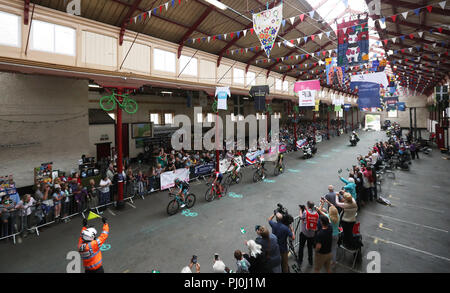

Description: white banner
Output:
[215,86,230,110]
[298,90,316,107]
[160,168,190,190]
[253,4,283,58]
[350,72,389,89]
[219,156,244,174]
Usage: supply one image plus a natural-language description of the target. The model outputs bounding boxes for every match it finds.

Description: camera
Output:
[191,255,197,264]
[274,203,293,226]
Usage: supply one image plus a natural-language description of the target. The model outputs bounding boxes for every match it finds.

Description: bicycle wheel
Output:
[123,98,138,114]
[100,95,116,112]
[224,175,232,186]
[186,194,196,208]
[274,165,280,176]
[167,199,179,216]
[222,183,229,197]
[253,170,261,182]
[205,187,215,202]
[235,172,242,184]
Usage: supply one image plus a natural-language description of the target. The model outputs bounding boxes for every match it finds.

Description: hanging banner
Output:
[244,150,265,165]
[313,99,320,111]
[350,72,389,89]
[215,86,230,110]
[252,4,283,58]
[296,139,308,149]
[344,104,352,111]
[355,83,381,109]
[397,102,406,111]
[335,105,342,112]
[326,57,344,86]
[337,19,369,66]
[294,80,320,107]
[250,85,270,111]
[383,96,399,110]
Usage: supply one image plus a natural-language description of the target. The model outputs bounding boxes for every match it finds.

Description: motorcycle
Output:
[350,135,358,146]
[302,144,313,159]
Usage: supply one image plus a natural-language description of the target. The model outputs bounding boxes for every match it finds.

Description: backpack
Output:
[305,209,319,231]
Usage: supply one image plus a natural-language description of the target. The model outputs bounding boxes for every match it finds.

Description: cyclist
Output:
[173,178,190,208]
[210,169,224,198]
[256,154,266,180]
[276,152,284,172]
[226,158,241,183]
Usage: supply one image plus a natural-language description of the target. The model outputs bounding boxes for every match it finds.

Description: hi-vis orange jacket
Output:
[78,223,109,271]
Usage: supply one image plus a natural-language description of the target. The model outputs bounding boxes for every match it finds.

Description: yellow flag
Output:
[87,211,101,221]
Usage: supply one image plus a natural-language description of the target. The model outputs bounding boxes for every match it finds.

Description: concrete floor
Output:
[1,130,449,273]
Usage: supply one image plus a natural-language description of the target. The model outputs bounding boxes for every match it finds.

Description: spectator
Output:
[61,183,71,222]
[15,194,36,237]
[362,166,374,202]
[87,179,98,209]
[106,164,115,182]
[314,215,333,273]
[1,195,16,237]
[212,253,226,273]
[243,240,269,273]
[317,201,340,267]
[324,185,337,211]
[335,193,357,249]
[157,148,168,168]
[255,225,282,273]
[268,212,294,273]
[339,176,357,201]
[99,174,112,209]
[52,186,65,222]
[234,250,250,273]
[74,183,86,214]
[297,201,318,268]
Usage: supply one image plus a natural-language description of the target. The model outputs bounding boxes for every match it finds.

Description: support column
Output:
[116,88,124,209]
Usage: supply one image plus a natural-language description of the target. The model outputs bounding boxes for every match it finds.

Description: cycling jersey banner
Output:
[279,144,287,153]
[296,139,308,149]
[160,168,190,190]
[245,150,265,165]
[219,157,244,173]
[193,163,215,177]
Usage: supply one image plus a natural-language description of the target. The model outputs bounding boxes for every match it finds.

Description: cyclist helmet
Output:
[82,227,97,242]
[174,178,182,185]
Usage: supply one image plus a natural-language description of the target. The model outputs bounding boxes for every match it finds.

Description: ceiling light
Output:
[89,84,101,88]
[205,0,228,10]
[161,91,173,94]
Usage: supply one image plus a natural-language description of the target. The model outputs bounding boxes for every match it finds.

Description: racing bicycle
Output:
[253,164,266,182]
[224,170,242,186]
[204,180,228,202]
[274,160,286,176]
[167,189,196,216]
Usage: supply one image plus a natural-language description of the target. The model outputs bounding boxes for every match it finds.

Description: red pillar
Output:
[216,111,220,172]
[351,107,354,130]
[116,88,124,208]
[327,107,330,139]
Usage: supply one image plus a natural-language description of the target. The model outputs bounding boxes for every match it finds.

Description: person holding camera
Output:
[181,255,200,273]
[335,193,357,248]
[212,253,226,273]
[255,225,282,273]
[78,216,109,273]
[268,209,294,273]
[314,215,333,273]
[297,201,319,268]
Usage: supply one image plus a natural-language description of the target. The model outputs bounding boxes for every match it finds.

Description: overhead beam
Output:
[381,0,449,17]
[24,0,30,25]
[118,0,143,45]
[177,6,214,58]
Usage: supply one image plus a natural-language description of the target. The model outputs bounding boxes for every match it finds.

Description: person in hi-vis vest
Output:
[78,217,109,273]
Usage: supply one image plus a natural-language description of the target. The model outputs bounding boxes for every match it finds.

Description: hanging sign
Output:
[294,80,320,107]
[337,19,369,66]
[253,4,283,58]
[215,86,230,110]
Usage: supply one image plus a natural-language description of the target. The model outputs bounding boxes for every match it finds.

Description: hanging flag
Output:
[439,1,446,9]
[352,82,381,109]
[87,211,101,221]
[215,87,230,110]
[401,11,408,19]
[294,80,320,107]
[252,4,283,58]
[337,19,369,66]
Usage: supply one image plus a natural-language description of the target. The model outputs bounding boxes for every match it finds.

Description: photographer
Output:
[181,255,201,273]
[268,205,294,273]
[297,201,319,268]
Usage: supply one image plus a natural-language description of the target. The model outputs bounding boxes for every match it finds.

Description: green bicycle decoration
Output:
[294,105,299,114]
[265,104,273,115]
[212,100,218,114]
[100,91,138,114]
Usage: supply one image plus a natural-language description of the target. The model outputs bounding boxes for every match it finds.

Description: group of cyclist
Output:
[171,151,285,207]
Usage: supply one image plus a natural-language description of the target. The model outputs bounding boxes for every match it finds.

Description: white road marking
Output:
[108,209,116,216]
[364,234,450,262]
[365,211,448,233]
[126,202,137,209]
